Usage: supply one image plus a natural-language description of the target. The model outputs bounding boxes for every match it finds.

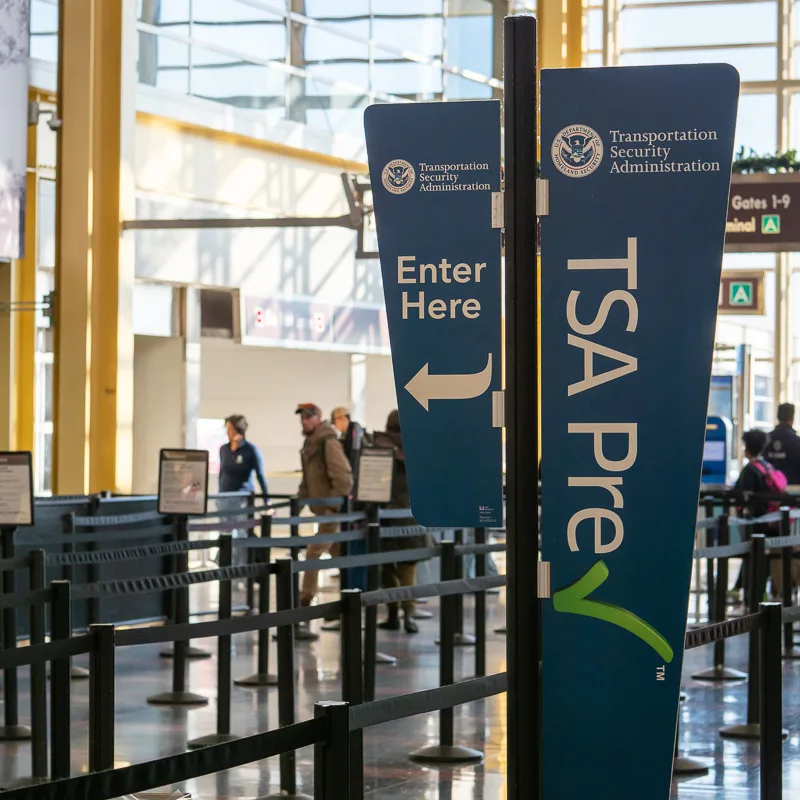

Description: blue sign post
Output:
[540,64,739,799]
[364,101,503,528]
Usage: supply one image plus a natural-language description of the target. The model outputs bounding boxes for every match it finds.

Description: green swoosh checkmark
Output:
[552,561,674,663]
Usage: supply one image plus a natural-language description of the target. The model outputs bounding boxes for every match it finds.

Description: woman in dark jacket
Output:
[373,409,431,633]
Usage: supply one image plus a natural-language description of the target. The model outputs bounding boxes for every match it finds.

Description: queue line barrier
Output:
[0,597,787,800]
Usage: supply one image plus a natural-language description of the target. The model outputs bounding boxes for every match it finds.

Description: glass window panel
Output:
[372,56,443,99]
[372,16,444,58]
[138,34,189,92]
[445,73,493,100]
[191,0,287,64]
[37,179,55,270]
[586,8,603,53]
[30,0,58,63]
[445,14,492,76]
[304,0,370,18]
[307,63,370,90]
[584,51,604,67]
[304,23,370,64]
[190,44,286,115]
[619,46,777,82]
[620,4,777,49]
[734,94,777,156]
[790,46,800,79]
[787,92,800,148]
[372,0,444,14]
[294,74,370,135]
[139,0,190,25]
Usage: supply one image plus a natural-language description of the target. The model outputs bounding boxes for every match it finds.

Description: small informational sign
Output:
[158,449,209,516]
[718,271,765,314]
[364,100,503,527]
[0,452,34,527]
[355,447,395,504]
[726,175,800,251]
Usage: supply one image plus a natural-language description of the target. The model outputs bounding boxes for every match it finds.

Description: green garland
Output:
[733,147,800,174]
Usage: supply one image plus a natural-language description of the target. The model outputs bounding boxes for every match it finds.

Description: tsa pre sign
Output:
[540,64,739,799]
[364,101,502,527]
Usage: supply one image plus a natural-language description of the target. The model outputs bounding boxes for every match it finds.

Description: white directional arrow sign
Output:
[405,354,493,411]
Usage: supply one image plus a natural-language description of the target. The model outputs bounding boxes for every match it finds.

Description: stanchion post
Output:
[341,589,364,800]
[246,493,256,611]
[236,514,277,687]
[289,497,301,608]
[314,702,351,800]
[29,549,48,779]
[50,580,72,779]
[504,15,541,800]
[0,525,30,741]
[363,504,379,701]
[778,507,797,657]
[704,497,716,617]
[339,495,353,591]
[760,602,783,800]
[454,529,465,637]
[475,527,487,678]
[88,623,115,773]
[410,541,482,764]
[720,534,767,740]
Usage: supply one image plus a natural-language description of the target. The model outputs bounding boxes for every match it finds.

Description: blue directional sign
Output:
[364,101,502,527]
[540,64,739,799]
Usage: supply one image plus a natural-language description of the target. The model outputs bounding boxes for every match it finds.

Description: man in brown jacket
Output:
[296,403,354,606]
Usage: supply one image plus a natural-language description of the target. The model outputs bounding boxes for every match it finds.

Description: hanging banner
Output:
[364,100,503,527]
[540,64,739,799]
[0,1,29,260]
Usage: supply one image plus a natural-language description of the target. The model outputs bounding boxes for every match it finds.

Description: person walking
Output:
[296,403,353,607]
[331,406,365,470]
[217,415,268,567]
[373,409,431,634]
[763,402,800,486]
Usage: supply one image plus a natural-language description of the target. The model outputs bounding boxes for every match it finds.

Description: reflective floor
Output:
[1,581,799,799]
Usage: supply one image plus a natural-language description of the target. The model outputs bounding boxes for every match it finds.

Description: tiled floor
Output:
[0,583,799,799]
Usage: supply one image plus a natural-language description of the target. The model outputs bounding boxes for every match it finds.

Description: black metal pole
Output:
[454,529,465,637]
[720,534,766,739]
[290,497,301,608]
[246,493,256,611]
[504,15,541,800]
[236,514,278,686]
[188,534,238,747]
[29,549,48,780]
[50,580,72,779]
[778,507,797,657]
[148,516,209,706]
[760,602,783,800]
[88,623,116,772]
[271,558,313,799]
[314,702,351,800]
[475,527,487,678]
[340,589,363,800]
[704,497,716,618]
[410,541,482,764]
[0,526,30,741]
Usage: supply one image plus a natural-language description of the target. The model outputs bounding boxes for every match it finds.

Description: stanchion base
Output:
[187,732,240,749]
[160,645,212,659]
[494,626,507,634]
[72,665,90,680]
[273,628,319,642]
[0,725,31,741]
[719,723,788,741]
[409,744,484,764]
[321,621,341,631]
[783,647,800,660]
[234,672,279,687]
[673,756,710,776]
[146,690,209,706]
[376,652,397,665]
[257,793,313,800]
[436,633,477,647]
[413,609,434,620]
[691,666,747,682]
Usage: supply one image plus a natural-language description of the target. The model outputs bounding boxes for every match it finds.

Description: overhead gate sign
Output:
[540,64,739,800]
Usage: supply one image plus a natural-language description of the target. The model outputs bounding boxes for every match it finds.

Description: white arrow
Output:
[405,354,493,411]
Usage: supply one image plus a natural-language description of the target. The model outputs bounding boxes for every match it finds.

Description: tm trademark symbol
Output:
[656,665,666,682]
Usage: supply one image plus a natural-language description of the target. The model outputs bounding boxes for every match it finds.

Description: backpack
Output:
[751,457,788,513]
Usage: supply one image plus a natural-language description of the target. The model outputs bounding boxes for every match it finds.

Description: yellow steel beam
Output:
[566,0,584,68]
[52,0,93,495]
[12,117,38,453]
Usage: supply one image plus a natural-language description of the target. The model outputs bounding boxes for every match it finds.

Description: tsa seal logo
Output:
[552,125,603,178]
[382,159,416,194]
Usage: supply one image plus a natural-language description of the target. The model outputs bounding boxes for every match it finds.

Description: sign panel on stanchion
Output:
[158,449,209,516]
[540,64,739,799]
[0,452,34,527]
[364,100,503,527]
[355,447,394,504]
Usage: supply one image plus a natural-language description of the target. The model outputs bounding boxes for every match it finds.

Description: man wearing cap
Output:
[331,406,365,470]
[296,403,354,607]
